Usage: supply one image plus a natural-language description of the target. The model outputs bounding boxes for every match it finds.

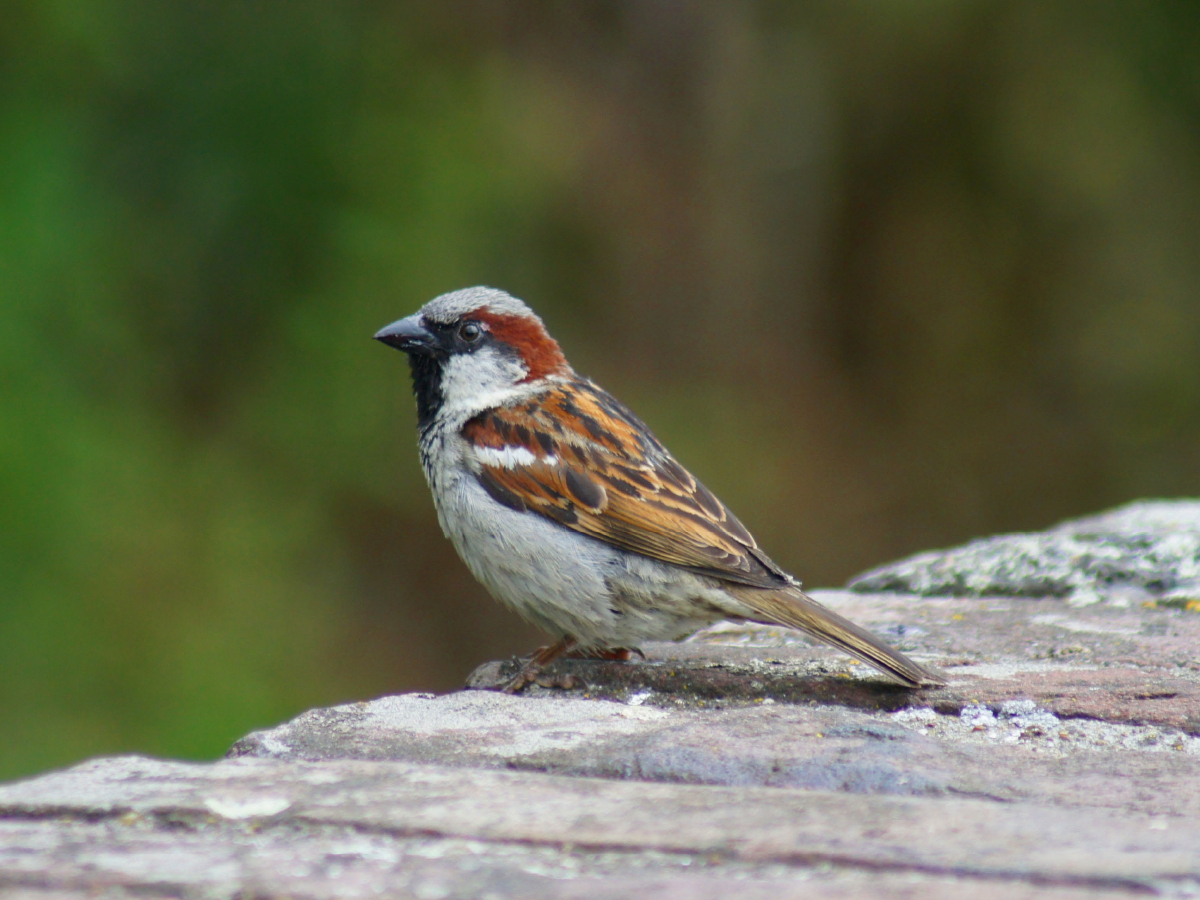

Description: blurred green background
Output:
[3,1,1200,780]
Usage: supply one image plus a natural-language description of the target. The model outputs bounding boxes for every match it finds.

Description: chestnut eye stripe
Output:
[472,309,570,382]
[461,379,790,588]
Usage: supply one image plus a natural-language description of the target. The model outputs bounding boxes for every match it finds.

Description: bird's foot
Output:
[498,635,584,694]
[494,638,642,693]
[499,665,587,693]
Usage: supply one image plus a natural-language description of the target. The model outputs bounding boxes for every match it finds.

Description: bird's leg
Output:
[501,636,579,693]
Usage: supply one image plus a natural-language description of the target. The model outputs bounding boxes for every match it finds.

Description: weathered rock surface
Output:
[231,688,1200,818]
[849,499,1200,605]
[2,756,1198,899]
[446,588,1200,730]
[7,501,1200,898]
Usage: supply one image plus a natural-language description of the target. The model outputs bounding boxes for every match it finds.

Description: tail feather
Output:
[732,586,945,688]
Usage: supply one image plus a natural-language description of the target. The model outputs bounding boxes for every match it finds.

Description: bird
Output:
[375,286,944,692]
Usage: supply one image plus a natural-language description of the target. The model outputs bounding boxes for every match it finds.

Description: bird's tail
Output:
[730,586,945,688]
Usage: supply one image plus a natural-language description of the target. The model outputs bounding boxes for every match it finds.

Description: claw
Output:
[499,671,533,694]
[534,672,587,691]
[499,667,587,694]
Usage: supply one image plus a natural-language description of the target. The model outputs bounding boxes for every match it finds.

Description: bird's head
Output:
[375,286,571,428]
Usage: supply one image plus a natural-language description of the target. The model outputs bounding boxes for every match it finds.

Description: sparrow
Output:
[375,286,944,692]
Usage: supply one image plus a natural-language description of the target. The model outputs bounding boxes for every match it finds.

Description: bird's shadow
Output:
[465,653,938,712]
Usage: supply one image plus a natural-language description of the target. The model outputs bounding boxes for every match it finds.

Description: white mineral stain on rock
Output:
[943,660,1098,680]
[361,692,670,757]
[1029,613,1139,635]
[203,795,292,818]
[889,702,1200,756]
[251,733,294,757]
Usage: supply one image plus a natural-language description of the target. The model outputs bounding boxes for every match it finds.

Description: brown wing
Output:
[462,379,791,589]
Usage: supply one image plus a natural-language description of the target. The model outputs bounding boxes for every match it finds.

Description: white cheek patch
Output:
[441,348,528,397]
[437,347,535,422]
[475,446,558,469]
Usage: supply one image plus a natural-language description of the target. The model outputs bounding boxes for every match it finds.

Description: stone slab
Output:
[231,690,1200,819]
[228,586,1200,828]
[849,499,1200,605]
[0,819,1141,900]
[1,756,1197,898]
[10,501,1200,899]
[458,590,1200,729]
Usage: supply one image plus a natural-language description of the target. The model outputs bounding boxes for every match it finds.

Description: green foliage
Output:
[0,2,556,776]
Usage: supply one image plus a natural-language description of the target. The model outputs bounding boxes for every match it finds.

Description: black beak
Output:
[374,314,438,355]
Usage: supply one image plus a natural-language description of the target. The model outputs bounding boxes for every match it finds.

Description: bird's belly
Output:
[428,471,731,646]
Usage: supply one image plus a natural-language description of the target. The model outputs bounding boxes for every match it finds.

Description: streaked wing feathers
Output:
[462,380,790,588]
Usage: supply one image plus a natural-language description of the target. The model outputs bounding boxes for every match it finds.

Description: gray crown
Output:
[419,286,540,325]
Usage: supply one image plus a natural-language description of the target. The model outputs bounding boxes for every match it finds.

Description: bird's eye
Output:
[459,321,483,343]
